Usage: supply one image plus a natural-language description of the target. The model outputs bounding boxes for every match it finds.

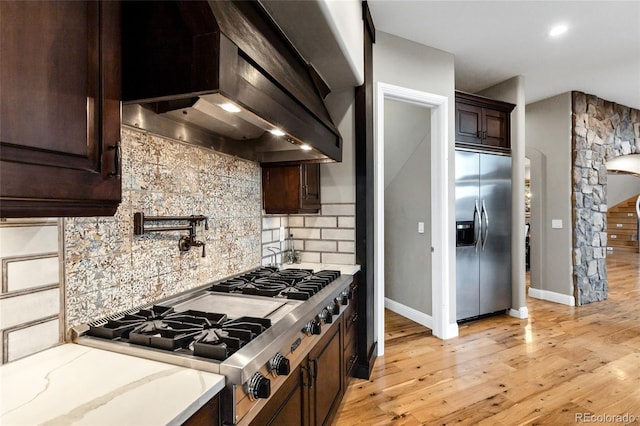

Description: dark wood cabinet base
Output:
[183,393,220,426]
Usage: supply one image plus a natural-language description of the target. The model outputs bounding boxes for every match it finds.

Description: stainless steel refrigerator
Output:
[455,150,512,321]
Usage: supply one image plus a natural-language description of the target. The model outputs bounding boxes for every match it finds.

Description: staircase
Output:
[607,195,639,253]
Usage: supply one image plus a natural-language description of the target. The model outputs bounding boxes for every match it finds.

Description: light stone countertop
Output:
[0,344,225,426]
[281,262,361,276]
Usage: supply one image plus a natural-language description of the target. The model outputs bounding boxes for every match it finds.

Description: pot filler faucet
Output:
[133,212,208,257]
[266,246,281,268]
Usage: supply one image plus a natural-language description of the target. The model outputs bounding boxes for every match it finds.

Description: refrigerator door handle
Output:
[481,200,489,251]
[473,200,481,252]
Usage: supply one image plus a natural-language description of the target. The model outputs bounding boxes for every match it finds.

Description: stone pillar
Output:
[571,92,640,304]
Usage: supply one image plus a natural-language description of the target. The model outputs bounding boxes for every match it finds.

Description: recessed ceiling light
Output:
[548,24,568,37]
[299,144,312,151]
[219,103,241,113]
[270,128,285,136]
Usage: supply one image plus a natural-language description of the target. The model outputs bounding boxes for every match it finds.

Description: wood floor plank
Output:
[333,251,640,425]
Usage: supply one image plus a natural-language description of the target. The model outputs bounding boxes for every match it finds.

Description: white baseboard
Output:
[384,298,433,329]
[528,287,575,306]
[509,306,529,319]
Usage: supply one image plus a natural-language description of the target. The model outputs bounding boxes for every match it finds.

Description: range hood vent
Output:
[121,0,342,163]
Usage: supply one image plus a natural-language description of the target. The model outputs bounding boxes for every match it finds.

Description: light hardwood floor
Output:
[334,251,640,425]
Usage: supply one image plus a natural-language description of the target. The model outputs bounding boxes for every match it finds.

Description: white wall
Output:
[478,76,528,317]
[261,0,363,89]
[373,31,456,323]
[320,0,364,86]
[322,88,357,204]
[384,99,432,315]
[525,93,574,298]
[607,174,640,207]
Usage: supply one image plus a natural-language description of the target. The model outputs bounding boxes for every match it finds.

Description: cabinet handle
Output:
[310,359,318,379]
[301,365,310,387]
[350,313,358,324]
[108,141,121,178]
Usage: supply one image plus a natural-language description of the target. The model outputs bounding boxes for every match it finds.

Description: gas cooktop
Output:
[77,267,343,364]
[86,304,272,362]
[208,268,341,300]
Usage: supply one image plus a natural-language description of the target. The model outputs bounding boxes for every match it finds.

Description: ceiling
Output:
[367,1,640,110]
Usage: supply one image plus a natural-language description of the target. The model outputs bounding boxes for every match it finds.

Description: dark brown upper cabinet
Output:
[455,92,515,151]
[0,1,121,218]
[262,164,321,214]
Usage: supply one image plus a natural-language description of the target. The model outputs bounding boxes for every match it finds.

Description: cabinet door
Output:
[301,164,321,212]
[0,1,121,217]
[483,109,509,149]
[309,322,343,426]
[250,364,308,426]
[183,393,220,426]
[455,102,483,145]
[262,165,300,214]
[262,164,321,214]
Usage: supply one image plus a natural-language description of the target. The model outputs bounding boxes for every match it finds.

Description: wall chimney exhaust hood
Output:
[121,0,342,163]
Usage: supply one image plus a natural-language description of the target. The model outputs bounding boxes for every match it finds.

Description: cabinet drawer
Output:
[343,300,357,335]
[343,326,357,377]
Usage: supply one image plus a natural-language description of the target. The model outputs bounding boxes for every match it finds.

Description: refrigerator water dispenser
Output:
[456,221,475,246]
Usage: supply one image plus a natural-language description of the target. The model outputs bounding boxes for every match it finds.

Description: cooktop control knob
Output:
[311,317,322,335]
[332,298,341,314]
[323,306,334,324]
[318,308,327,324]
[246,372,271,401]
[341,289,350,305]
[302,319,321,336]
[268,352,290,377]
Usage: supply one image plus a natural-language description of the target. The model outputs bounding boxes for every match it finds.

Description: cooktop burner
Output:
[87,306,271,361]
[208,268,341,300]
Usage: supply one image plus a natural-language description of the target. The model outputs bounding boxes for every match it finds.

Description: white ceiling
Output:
[367,0,640,109]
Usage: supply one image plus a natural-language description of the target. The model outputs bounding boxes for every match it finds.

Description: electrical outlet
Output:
[418,222,425,234]
[279,227,285,242]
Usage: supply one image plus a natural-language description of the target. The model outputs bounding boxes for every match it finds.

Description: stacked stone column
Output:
[572,92,639,304]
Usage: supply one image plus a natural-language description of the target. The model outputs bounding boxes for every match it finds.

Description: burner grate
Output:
[208,268,341,299]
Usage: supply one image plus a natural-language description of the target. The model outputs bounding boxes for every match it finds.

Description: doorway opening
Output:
[374,82,455,356]
[383,99,432,327]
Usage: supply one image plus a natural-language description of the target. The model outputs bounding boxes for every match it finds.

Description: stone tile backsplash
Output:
[64,127,262,329]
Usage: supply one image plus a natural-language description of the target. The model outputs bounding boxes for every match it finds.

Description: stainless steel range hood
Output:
[121,0,342,163]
